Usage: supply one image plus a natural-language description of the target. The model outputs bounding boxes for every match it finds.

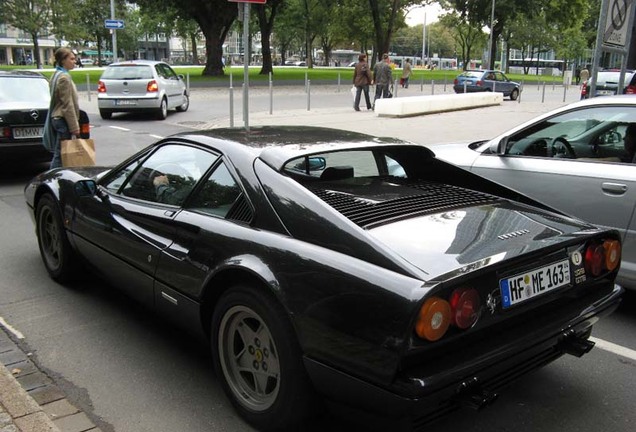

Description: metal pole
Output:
[86,74,91,101]
[431,79,435,95]
[243,3,250,131]
[229,73,234,127]
[307,80,311,110]
[269,72,273,115]
[563,82,567,102]
[488,0,495,68]
[542,82,546,103]
[394,78,398,97]
[110,0,117,62]
[337,72,341,92]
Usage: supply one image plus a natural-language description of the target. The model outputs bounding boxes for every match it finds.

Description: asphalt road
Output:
[1,84,635,432]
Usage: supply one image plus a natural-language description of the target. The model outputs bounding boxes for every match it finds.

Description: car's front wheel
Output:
[156,98,168,120]
[175,93,189,112]
[510,88,519,100]
[36,194,78,282]
[212,285,315,431]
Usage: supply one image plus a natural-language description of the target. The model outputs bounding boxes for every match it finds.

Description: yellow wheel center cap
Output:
[255,350,263,362]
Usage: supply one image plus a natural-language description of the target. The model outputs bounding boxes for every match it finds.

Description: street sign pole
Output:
[243,2,250,131]
[110,0,117,63]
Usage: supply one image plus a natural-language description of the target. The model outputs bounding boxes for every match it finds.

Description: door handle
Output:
[601,182,628,195]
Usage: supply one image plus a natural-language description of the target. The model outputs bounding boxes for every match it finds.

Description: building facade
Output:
[0,24,57,66]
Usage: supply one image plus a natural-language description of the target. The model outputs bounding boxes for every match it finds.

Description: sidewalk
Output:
[0,328,98,432]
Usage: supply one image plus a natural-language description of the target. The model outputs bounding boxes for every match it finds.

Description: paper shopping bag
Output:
[61,138,96,167]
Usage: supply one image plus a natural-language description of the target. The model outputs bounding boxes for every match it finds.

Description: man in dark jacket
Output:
[353,53,372,111]
[373,53,393,109]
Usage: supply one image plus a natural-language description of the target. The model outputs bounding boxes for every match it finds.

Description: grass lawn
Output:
[0,64,563,86]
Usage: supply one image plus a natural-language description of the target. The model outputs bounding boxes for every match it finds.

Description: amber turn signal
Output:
[415,297,451,342]
[603,239,621,271]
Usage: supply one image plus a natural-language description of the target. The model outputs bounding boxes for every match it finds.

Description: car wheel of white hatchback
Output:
[156,98,168,120]
[176,93,189,112]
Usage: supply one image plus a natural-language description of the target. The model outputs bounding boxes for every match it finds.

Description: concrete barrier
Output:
[374,92,504,118]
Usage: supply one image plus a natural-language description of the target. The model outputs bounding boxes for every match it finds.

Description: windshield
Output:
[101,65,153,80]
[0,76,49,104]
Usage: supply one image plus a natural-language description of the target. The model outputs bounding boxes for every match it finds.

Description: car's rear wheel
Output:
[175,93,189,112]
[99,109,112,120]
[36,194,78,282]
[510,88,519,100]
[212,285,315,431]
[156,98,168,120]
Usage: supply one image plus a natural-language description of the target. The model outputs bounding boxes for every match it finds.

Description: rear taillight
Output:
[625,85,636,94]
[581,85,587,97]
[415,297,451,342]
[476,80,482,87]
[449,287,481,329]
[453,78,458,85]
[584,239,621,277]
[147,80,159,92]
[2,127,10,138]
[97,81,106,93]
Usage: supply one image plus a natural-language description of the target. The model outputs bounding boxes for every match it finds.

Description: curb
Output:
[0,328,99,432]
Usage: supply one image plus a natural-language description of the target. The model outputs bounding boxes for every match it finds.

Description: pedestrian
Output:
[401,58,412,88]
[580,65,590,86]
[372,53,393,109]
[575,66,581,85]
[353,53,372,111]
[47,47,81,169]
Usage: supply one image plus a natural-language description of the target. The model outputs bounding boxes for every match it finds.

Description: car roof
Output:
[0,70,46,79]
[106,60,167,67]
[172,126,425,170]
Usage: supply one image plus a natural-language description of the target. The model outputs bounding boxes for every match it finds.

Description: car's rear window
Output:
[458,71,482,78]
[101,65,153,80]
[0,76,49,103]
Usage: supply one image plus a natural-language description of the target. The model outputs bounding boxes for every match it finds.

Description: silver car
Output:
[433,96,636,289]
[97,60,189,120]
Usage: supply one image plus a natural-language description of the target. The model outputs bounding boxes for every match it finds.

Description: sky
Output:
[405,3,444,27]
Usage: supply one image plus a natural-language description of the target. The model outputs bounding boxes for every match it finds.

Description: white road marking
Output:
[0,317,24,339]
[109,126,130,131]
[149,134,164,139]
[590,337,636,361]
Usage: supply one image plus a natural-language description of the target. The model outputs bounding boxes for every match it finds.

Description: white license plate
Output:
[500,259,571,308]
[13,127,44,139]
[116,99,137,106]
[597,90,614,95]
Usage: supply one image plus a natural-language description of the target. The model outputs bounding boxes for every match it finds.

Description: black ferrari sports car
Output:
[25,126,622,431]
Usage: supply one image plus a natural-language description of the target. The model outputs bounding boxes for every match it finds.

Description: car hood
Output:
[367,201,595,281]
[0,101,49,111]
[430,141,483,169]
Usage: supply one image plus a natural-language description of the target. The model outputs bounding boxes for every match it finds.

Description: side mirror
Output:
[75,179,108,201]
[489,137,508,155]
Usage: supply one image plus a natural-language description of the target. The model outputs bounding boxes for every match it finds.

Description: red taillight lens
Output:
[2,127,10,138]
[147,80,159,92]
[453,78,458,85]
[415,297,451,342]
[585,243,605,276]
[449,287,481,329]
[476,80,482,87]
[581,85,587,96]
[625,86,635,94]
[97,81,106,93]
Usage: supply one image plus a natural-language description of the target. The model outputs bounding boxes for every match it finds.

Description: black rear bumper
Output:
[304,284,622,430]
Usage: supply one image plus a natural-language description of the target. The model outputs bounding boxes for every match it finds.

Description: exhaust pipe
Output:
[559,331,595,357]
[452,377,499,410]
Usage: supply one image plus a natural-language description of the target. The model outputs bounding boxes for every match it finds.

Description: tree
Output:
[254,0,284,74]
[133,0,237,76]
[439,11,485,70]
[1,0,54,68]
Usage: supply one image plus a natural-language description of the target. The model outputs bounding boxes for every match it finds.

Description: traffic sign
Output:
[104,19,125,30]
[603,0,631,47]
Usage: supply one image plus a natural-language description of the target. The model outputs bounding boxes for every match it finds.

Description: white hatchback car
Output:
[97,60,189,120]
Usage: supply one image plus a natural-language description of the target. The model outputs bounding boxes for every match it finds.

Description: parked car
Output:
[25,126,622,430]
[432,96,636,289]
[79,58,94,66]
[0,70,52,165]
[580,69,635,99]
[453,69,520,100]
[97,60,189,120]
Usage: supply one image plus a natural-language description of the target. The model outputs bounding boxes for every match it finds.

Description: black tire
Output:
[510,88,519,101]
[99,109,112,120]
[36,194,78,282]
[175,93,189,112]
[212,285,315,431]
[156,98,168,120]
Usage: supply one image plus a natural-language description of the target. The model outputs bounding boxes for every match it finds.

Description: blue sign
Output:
[104,19,125,29]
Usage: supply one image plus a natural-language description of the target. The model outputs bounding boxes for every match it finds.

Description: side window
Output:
[116,144,218,205]
[505,106,636,161]
[163,65,178,80]
[103,159,142,193]
[188,162,242,218]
